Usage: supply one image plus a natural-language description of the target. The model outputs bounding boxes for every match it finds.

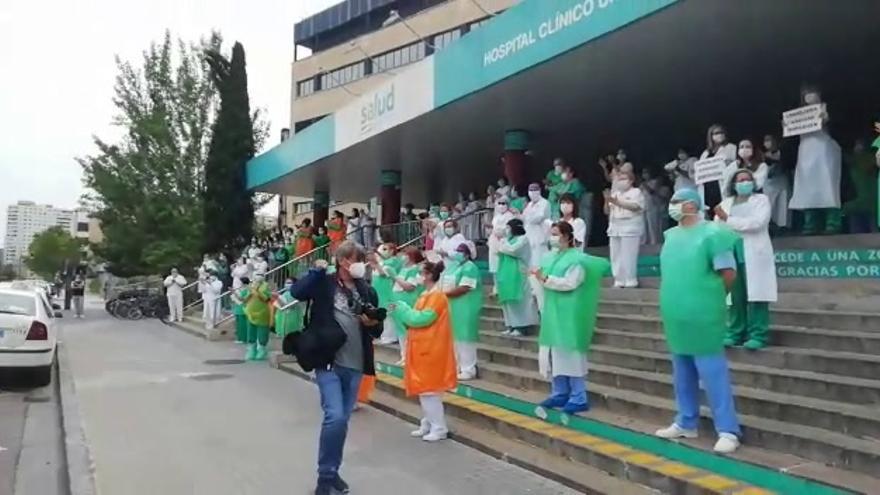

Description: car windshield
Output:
[0,293,36,316]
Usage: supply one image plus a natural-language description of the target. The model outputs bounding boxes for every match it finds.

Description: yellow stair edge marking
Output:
[374,372,753,494]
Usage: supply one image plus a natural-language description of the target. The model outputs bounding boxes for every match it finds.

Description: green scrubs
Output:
[442,260,483,343]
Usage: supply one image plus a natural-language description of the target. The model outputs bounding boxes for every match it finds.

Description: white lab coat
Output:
[164,274,186,297]
[522,197,551,267]
[698,144,738,207]
[164,274,186,322]
[789,130,842,209]
[203,278,224,329]
[721,161,768,199]
[716,195,778,302]
[231,264,249,289]
[438,233,467,264]
[252,260,268,277]
[487,210,516,273]
[763,155,791,227]
[664,158,697,192]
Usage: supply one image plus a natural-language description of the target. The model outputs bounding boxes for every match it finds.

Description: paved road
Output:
[63,301,579,495]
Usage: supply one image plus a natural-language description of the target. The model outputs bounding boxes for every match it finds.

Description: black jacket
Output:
[288,268,383,376]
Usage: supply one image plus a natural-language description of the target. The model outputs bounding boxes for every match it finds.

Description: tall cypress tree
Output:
[203,42,256,255]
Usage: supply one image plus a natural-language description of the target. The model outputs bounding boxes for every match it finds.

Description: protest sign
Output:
[693,156,726,185]
[783,104,825,137]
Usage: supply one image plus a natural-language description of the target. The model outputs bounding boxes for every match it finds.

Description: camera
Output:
[360,302,387,322]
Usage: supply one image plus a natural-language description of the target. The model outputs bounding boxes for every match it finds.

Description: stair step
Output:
[480,316,880,381]
[369,347,873,494]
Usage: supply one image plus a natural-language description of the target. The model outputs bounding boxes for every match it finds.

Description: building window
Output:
[469,18,490,31]
[297,78,315,97]
[77,222,89,233]
[320,61,367,91]
[433,28,461,52]
[294,202,312,214]
[372,41,426,74]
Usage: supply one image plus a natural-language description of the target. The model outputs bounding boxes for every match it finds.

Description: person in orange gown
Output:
[294,218,316,257]
[389,260,457,442]
[327,210,346,253]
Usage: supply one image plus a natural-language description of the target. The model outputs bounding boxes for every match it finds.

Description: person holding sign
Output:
[655,188,742,454]
[715,169,778,350]
[722,139,768,198]
[787,86,842,235]
[699,125,738,218]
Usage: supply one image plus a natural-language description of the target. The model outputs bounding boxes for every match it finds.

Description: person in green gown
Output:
[244,274,273,361]
[313,225,332,260]
[549,164,586,221]
[509,186,527,215]
[654,188,742,454]
[531,222,609,415]
[440,241,483,381]
[372,243,404,345]
[231,276,250,344]
[274,277,305,339]
[496,218,539,336]
[390,247,425,365]
[544,158,564,190]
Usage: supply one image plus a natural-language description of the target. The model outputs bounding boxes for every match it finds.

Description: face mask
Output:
[735,181,755,196]
[549,235,561,248]
[738,148,753,160]
[378,247,390,258]
[561,173,570,182]
[619,179,632,189]
[439,211,449,220]
[444,227,455,236]
[497,180,506,187]
[712,133,725,144]
[348,261,366,279]
[617,154,627,163]
[528,190,541,201]
[677,153,688,162]
[497,205,509,213]
[450,251,465,263]
[668,203,685,222]
[804,93,821,105]
[560,203,574,215]
[554,166,563,174]
[285,283,294,291]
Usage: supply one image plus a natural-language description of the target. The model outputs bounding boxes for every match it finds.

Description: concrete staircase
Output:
[368,284,880,494]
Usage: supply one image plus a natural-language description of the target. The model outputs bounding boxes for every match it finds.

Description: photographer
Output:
[286,240,383,495]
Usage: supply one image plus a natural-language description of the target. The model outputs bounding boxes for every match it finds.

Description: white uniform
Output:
[437,233,467,264]
[717,195,778,302]
[164,274,186,322]
[789,130,842,209]
[762,154,791,227]
[487,210,516,273]
[665,158,697,192]
[607,187,645,288]
[538,264,588,378]
[231,264,249,289]
[641,179,670,245]
[203,278,223,329]
[522,197,550,310]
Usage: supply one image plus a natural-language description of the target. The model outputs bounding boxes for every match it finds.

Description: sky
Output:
[0,0,340,247]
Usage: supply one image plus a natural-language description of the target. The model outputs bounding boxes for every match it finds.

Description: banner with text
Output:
[782,104,825,137]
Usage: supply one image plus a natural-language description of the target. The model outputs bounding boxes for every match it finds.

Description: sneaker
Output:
[395,359,406,366]
[500,329,512,336]
[562,402,590,415]
[742,339,765,351]
[655,424,698,439]
[713,433,740,453]
[411,418,430,437]
[422,428,448,442]
[457,371,476,381]
[539,396,568,409]
[234,340,245,344]
[613,281,625,288]
[331,476,351,494]
[509,329,524,337]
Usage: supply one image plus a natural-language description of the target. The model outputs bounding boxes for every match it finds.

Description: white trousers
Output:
[528,276,545,312]
[167,294,183,322]
[419,393,448,434]
[454,341,478,376]
[609,235,641,287]
[379,318,398,343]
[399,333,407,362]
[204,299,218,329]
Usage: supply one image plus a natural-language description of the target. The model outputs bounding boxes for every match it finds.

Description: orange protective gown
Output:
[393,288,457,397]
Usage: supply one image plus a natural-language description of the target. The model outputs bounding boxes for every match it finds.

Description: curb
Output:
[57,341,98,495]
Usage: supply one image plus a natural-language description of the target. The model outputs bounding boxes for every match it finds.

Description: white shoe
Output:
[422,428,448,442]
[509,329,524,337]
[655,424,698,439]
[410,419,430,437]
[624,281,639,288]
[395,359,405,366]
[500,329,512,336]
[457,371,476,381]
[378,338,397,345]
[613,281,625,288]
[713,433,740,454]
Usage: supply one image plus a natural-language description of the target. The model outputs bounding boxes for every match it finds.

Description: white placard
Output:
[782,104,825,137]
[693,156,727,185]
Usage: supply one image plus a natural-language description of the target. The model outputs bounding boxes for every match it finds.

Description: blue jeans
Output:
[671,354,740,435]
[316,365,362,483]
[549,375,588,406]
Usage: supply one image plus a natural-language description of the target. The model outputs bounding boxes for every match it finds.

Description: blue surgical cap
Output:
[670,188,703,210]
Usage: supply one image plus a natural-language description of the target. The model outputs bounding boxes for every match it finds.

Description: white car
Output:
[0,287,60,385]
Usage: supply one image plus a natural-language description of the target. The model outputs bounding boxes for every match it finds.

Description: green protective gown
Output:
[372,256,403,308]
[391,264,424,338]
[549,178,586,220]
[313,234,331,259]
[233,287,248,342]
[274,291,305,338]
[442,260,483,343]
[510,196,527,214]
[659,222,740,356]
[545,169,562,188]
[538,248,610,353]
[496,236,527,304]
[245,282,272,327]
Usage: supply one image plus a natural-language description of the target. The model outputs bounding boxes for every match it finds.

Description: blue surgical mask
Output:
[450,252,465,263]
[735,181,755,196]
[439,211,450,220]
[668,203,685,222]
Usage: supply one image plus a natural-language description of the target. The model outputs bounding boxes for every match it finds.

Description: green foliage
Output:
[24,227,83,280]
[79,31,221,277]
[202,42,267,254]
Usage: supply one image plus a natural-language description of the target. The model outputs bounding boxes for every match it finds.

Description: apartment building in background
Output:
[2,201,102,270]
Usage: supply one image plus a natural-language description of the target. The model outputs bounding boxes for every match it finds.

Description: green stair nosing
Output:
[375,361,855,495]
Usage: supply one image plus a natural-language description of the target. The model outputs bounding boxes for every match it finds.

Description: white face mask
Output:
[560,203,574,215]
[738,147,753,160]
[554,165,563,174]
[804,93,821,105]
[549,235,561,248]
[444,227,455,236]
[677,153,688,162]
[712,132,725,144]
[497,180,506,187]
[619,179,632,190]
[528,190,541,201]
[378,246,390,258]
[561,173,570,182]
[348,261,366,279]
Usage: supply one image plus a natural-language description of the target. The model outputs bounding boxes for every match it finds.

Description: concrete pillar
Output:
[503,130,530,192]
[380,170,402,225]
[313,190,329,229]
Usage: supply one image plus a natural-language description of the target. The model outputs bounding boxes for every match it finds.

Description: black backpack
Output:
[282,301,347,372]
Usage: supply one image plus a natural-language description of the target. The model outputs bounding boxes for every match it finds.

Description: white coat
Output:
[716,194,778,302]
[522,197,550,267]
[789,130,842,209]
[231,264,249,289]
[607,187,645,237]
[164,275,186,297]
[487,210,516,273]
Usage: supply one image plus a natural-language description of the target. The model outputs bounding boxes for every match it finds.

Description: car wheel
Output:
[127,307,144,320]
[32,365,52,387]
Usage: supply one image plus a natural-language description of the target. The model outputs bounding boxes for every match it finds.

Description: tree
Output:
[202,42,265,254]
[24,227,83,280]
[79,32,221,277]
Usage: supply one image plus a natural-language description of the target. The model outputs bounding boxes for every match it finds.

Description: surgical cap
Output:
[670,188,703,210]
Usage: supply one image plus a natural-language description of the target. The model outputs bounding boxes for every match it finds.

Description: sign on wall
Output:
[334,59,435,152]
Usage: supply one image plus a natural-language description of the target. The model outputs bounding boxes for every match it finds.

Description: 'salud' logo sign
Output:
[360,84,396,135]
